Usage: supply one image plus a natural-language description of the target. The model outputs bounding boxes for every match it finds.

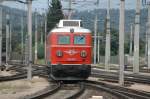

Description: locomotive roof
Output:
[50,27,91,33]
[49,20,91,34]
[58,19,81,27]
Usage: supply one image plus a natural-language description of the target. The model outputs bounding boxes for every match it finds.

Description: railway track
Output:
[85,80,150,99]
[0,63,48,82]
[6,63,47,71]
[92,72,150,84]
[22,82,85,99]
[1,64,150,99]
[92,65,150,73]
[92,68,150,84]
[65,82,85,99]
[1,64,150,84]
[21,80,150,99]
[0,69,48,82]
[22,82,61,99]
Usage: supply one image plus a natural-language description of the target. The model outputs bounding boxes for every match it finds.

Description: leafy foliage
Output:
[37,43,44,59]
[47,0,64,32]
[111,29,119,55]
[99,28,119,56]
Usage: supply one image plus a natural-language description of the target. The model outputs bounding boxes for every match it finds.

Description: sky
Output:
[0,0,142,12]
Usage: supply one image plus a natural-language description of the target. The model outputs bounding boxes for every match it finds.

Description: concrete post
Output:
[97,36,100,63]
[133,0,141,73]
[21,16,24,58]
[94,15,97,64]
[119,0,125,86]
[9,23,12,59]
[105,0,111,70]
[0,7,2,66]
[147,5,150,69]
[145,23,148,64]
[129,24,133,56]
[6,14,10,64]
[68,0,72,19]
[44,13,47,64]
[34,11,38,64]
[40,21,43,44]
[27,0,32,80]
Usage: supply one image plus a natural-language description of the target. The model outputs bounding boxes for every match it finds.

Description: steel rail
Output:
[86,80,150,99]
[22,82,61,99]
[86,82,130,99]
[0,70,48,82]
[91,72,150,84]
[66,82,85,99]
[92,69,150,84]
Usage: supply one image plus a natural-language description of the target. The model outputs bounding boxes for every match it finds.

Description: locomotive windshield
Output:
[58,35,70,44]
[74,35,85,44]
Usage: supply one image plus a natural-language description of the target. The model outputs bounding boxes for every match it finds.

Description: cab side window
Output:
[74,35,86,44]
[58,35,70,44]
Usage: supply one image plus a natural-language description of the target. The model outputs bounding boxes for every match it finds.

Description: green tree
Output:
[111,28,119,55]
[100,28,119,56]
[37,43,44,59]
[47,0,64,32]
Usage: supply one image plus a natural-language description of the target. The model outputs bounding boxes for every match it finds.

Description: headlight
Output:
[80,50,87,58]
[56,50,63,57]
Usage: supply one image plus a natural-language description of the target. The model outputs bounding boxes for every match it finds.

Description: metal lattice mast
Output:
[105,0,111,70]
[119,0,125,86]
[133,0,141,73]
[0,7,2,66]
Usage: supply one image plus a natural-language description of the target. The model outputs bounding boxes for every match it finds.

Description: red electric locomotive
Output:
[46,20,92,80]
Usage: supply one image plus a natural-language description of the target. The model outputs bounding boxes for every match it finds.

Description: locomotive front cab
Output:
[47,20,92,80]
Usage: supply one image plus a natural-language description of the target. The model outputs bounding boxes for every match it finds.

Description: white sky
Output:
[0,0,143,12]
